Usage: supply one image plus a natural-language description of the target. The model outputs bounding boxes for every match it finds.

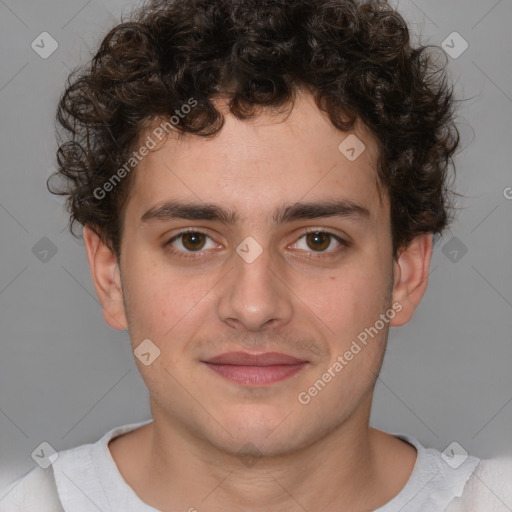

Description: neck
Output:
[114,397,416,511]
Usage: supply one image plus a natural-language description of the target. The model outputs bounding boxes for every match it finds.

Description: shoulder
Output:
[371,431,482,512]
[390,433,481,492]
[445,457,512,512]
[0,466,64,512]
[0,420,152,512]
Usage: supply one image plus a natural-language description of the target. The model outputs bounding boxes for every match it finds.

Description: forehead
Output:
[127,92,387,223]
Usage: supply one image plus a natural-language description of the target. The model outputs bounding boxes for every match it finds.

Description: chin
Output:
[206,405,311,457]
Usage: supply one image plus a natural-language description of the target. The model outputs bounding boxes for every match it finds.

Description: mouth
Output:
[201,352,309,386]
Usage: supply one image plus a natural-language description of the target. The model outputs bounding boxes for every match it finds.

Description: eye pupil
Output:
[183,232,206,251]
[306,231,330,251]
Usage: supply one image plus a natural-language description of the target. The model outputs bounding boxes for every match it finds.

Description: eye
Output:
[291,229,347,255]
[165,229,218,257]
[164,228,348,259]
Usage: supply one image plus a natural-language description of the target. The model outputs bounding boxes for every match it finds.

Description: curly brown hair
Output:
[49,0,463,260]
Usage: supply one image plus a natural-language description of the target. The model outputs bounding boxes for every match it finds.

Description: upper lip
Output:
[203,352,308,366]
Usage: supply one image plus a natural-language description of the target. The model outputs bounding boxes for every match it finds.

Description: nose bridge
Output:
[217,237,293,330]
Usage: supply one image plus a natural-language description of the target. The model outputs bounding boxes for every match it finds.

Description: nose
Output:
[216,241,294,332]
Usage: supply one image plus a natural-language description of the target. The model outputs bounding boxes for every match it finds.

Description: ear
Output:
[83,225,128,331]
[390,233,433,327]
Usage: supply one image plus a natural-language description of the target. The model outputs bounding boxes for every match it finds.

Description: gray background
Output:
[1,0,511,492]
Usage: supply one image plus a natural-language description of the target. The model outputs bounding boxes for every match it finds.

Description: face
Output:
[86,90,431,457]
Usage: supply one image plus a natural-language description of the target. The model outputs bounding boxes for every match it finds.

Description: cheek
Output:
[122,259,215,345]
[297,259,388,329]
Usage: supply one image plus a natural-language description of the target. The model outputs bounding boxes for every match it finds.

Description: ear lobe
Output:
[83,225,128,331]
[390,233,433,327]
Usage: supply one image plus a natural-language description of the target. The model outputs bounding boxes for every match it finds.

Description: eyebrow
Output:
[140,199,371,225]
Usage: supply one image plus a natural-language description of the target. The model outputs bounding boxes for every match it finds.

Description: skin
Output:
[84,89,432,512]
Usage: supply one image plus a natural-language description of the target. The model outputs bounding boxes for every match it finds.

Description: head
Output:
[50,0,460,457]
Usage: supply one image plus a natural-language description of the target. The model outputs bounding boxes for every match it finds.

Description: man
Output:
[2,0,511,511]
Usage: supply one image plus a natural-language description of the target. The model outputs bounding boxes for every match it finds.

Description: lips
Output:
[202,351,309,386]
[204,351,307,366]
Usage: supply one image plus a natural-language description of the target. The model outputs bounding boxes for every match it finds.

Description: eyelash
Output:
[164,227,348,259]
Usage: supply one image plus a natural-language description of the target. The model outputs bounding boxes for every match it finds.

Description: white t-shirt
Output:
[1,419,511,512]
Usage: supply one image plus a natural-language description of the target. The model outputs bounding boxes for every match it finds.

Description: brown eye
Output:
[164,229,215,258]
[164,229,218,258]
[291,230,347,256]
[181,232,207,251]
[305,231,331,251]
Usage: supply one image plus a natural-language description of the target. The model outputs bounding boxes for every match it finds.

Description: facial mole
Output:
[330,276,336,280]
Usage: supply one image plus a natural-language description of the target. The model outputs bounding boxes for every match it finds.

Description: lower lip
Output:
[203,362,308,386]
